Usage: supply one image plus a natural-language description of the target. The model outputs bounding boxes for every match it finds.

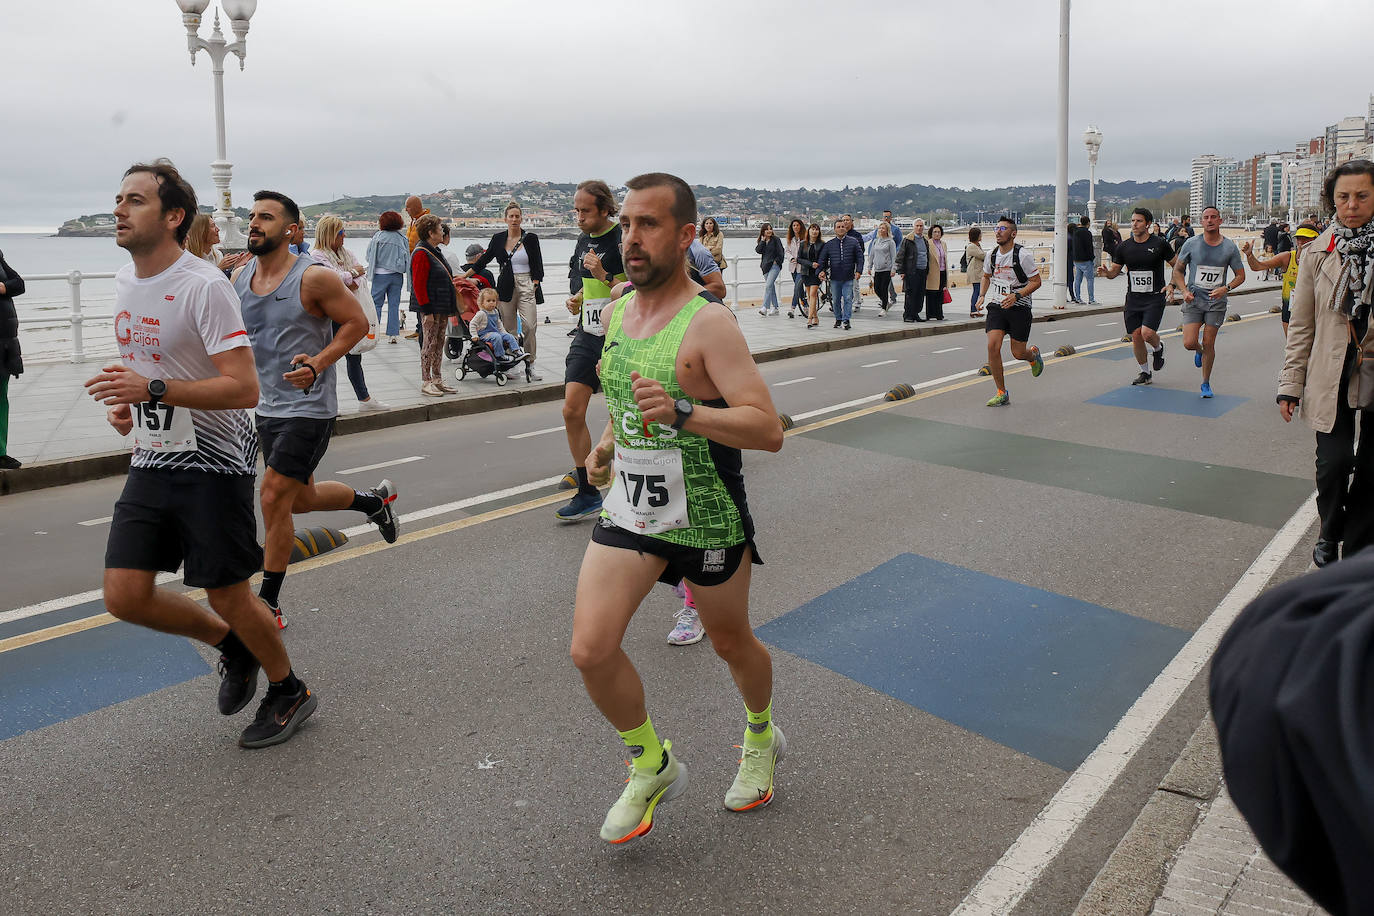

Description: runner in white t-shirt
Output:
[84,160,316,750]
[974,216,1045,406]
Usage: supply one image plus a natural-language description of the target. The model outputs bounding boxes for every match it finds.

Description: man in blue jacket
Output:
[817,218,864,330]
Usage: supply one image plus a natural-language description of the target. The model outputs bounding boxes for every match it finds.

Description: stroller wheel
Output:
[495,371,507,386]
[459,365,468,379]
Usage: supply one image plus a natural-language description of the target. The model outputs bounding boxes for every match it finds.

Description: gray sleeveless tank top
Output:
[235,254,337,419]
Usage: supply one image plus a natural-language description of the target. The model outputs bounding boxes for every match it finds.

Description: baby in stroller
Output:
[461,288,525,385]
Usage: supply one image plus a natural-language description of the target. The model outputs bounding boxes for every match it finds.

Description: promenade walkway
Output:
[4,271,1280,473]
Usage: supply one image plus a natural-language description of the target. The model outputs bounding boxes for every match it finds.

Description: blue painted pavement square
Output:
[1086,385,1248,418]
[757,554,1189,771]
[0,618,210,742]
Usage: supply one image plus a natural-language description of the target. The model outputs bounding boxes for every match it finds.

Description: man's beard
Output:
[624,250,679,291]
[246,233,282,256]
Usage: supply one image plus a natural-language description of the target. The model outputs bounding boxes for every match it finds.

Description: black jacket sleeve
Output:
[0,251,24,298]
[525,233,544,283]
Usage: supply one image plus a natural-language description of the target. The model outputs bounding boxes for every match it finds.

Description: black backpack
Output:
[959,249,968,272]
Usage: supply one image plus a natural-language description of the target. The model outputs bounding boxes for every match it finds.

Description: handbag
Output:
[348,279,379,355]
[942,288,953,305]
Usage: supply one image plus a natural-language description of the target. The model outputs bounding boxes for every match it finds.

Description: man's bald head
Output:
[405,196,423,218]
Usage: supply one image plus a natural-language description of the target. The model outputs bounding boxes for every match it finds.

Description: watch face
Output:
[149,379,166,397]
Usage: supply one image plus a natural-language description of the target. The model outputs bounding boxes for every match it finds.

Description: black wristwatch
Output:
[147,378,167,404]
[671,398,694,430]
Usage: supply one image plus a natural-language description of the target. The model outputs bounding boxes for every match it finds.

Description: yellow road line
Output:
[2,314,1271,654]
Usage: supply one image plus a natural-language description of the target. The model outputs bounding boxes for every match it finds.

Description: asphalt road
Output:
[0,299,1323,915]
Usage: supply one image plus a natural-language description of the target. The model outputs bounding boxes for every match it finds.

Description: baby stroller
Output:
[451,313,526,386]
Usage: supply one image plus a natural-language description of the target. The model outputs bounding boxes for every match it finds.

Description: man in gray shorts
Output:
[1172,206,1245,398]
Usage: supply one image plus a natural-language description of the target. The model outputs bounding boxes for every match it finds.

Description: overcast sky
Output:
[5,0,1372,229]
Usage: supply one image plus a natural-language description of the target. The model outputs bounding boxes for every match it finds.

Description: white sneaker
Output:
[358,397,388,412]
[667,605,705,646]
[388,336,398,344]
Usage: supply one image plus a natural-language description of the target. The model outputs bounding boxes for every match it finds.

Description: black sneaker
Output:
[1131,372,1153,386]
[239,680,318,749]
[0,455,20,470]
[1152,344,1165,372]
[217,643,260,715]
[843,321,851,330]
[833,320,841,328]
[368,479,400,544]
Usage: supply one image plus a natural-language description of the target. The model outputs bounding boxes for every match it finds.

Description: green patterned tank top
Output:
[599,292,747,549]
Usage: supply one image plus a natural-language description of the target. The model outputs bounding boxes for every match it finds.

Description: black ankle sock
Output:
[213,629,248,658]
[270,670,301,694]
[575,466,596,495]
[351,489,384,515]
[259,570,286,607]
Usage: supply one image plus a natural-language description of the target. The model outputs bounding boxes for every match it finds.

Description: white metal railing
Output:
[19,244,1063,362]
[16,271,119,363]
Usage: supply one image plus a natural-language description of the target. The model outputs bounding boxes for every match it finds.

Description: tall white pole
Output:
[1053,0,1070,309]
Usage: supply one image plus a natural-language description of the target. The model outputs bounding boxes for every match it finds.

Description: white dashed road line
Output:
[861,359,899,368]
[507,426,565,440]
[772,377,816,387]
[933,347,963,354]
[77,516,113,527]
[336,455,427,475]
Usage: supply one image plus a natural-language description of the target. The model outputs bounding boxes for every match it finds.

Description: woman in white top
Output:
[311,216,386,412]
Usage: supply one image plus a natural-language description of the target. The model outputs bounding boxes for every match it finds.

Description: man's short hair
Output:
[253,190,301,227]
[997,215,1017,227]
[123,159,198,246]
[1201,206,1220,217]
[1133,207,1154,223]
[1079,214,1090,227]
[624,172,696,227]
[576,179,619,217]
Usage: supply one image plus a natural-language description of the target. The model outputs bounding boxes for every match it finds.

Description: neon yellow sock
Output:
[744,701,774,748]
[618,716,664,772]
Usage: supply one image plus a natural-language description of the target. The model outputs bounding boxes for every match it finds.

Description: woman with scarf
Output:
[1278,159,1374,568]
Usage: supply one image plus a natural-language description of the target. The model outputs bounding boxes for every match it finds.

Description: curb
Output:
[1071,714,1222,916]
[0,286,1279,496]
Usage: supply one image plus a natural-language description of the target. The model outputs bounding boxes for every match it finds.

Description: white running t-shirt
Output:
[114,250,258,475]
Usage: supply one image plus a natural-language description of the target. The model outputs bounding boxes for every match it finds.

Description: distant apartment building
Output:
[1190,154,1225,216]
[1243,153,1290,216]
[1324,115,1370,172]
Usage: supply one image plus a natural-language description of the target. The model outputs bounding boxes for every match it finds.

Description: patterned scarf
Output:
[1328,218,1374,317]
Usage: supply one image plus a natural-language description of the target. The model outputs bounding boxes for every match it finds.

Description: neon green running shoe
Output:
[599,739,688,844]
[1029,346,1044,378]
[725,726,787,811]
[986,390,1010,407]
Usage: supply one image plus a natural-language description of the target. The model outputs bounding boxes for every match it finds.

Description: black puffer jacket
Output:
[755,235,784,274]
[0,249,25,379]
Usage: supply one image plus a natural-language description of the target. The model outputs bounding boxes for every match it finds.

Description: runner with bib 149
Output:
[570,172,785,845]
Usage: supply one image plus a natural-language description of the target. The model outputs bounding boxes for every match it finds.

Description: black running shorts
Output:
[105,468,262,589]
[256,415,335,483]
[1124,294,1167,333]
[564,328,603,393]
[985,303,1032,342]
[591,517,763,587]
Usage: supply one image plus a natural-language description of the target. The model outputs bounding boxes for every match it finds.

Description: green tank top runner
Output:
[600,292,747,550]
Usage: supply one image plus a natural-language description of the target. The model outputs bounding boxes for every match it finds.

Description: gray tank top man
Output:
[235,254,337,419]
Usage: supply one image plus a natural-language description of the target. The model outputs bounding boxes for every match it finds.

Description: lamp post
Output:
[1083,125,1102,230]
[174,0,257,249]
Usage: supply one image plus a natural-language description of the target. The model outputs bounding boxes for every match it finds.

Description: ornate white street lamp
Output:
[175,0,258,248]
[1083,125,1103,229]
